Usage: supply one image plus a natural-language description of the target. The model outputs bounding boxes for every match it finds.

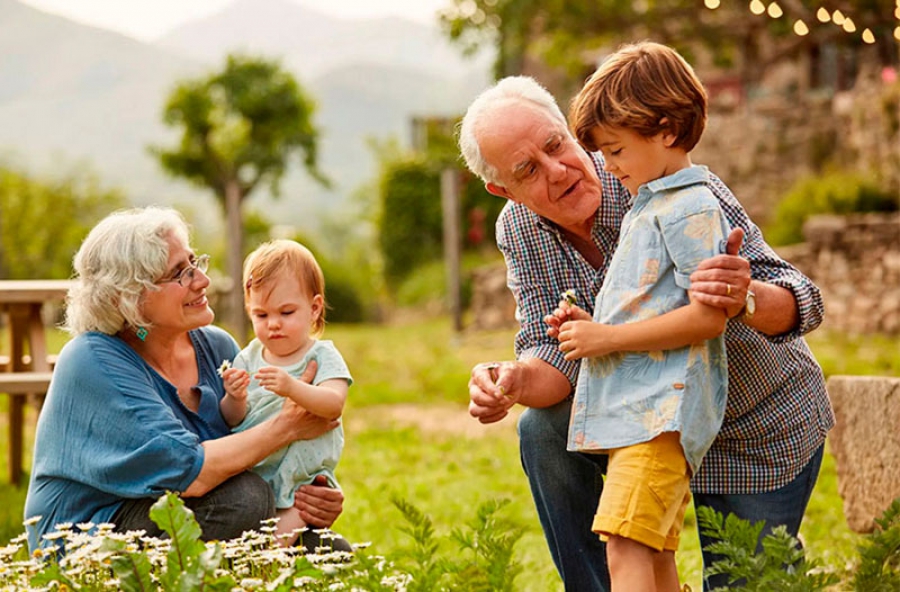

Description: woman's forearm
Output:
[183,416,293,497]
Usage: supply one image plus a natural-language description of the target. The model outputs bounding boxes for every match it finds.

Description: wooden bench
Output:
[0,371,54,485]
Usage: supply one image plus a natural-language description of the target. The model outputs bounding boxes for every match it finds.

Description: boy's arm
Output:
[558,298,727,360]
[255,366,347,420]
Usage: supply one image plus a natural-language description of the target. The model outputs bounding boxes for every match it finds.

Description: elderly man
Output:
[460,76,834,591]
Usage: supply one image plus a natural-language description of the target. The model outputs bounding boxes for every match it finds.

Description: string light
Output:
[699,2,897,45]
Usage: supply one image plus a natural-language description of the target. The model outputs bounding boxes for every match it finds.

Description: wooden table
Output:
[0,280,71,485]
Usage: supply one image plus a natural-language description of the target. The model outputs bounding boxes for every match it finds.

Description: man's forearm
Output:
[515,357,573,408]
[743,280,800,335]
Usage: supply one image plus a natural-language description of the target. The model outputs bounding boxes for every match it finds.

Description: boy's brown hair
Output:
[242,239,327,336]
[570,41,708,152]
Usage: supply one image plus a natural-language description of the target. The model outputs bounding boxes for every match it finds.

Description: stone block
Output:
[827,375,900,532]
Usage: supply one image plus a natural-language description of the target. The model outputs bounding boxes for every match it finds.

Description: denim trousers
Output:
[112,471,276,541]
[518,399,824,592]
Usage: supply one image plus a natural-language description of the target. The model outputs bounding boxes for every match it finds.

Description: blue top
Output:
[234,339,352,507]
[24,325,239,550]
[566,166,730,474]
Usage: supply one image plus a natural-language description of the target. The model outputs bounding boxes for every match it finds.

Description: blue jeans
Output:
[518,400,824,592]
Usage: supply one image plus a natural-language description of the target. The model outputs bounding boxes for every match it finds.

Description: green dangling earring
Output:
[135,326,149,342]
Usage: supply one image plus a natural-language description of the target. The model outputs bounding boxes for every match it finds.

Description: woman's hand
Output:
[295,474,344,527]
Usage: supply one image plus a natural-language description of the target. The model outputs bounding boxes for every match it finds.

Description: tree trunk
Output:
[225,179,247,343]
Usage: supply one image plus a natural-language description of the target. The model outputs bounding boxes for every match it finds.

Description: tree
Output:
[151,54,328,338]
[0,166,124,280]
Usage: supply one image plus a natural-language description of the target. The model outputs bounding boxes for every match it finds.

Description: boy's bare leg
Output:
[654,550,681,592]
[607,535,657,591]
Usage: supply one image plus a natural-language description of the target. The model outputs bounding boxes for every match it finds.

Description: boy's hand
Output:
[544,301,592,339]
[558,320,611,360]
[221,367,250,400]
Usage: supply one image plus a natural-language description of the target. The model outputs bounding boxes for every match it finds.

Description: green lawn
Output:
[0,320,896,590]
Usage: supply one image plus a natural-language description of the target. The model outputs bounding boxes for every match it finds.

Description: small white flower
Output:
[561,289,577,305]
[217,359,232,377]
[23,516,42,527]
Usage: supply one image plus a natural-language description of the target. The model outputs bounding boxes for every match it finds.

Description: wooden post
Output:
[441,168,463,332]
[225,180,247,343]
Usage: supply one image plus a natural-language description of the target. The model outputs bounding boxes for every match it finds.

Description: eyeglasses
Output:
[159,254,210,288]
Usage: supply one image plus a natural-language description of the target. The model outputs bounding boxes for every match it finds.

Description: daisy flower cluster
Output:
[0,495,411,591]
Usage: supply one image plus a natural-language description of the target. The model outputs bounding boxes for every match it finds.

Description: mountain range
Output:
[0,0,492,234]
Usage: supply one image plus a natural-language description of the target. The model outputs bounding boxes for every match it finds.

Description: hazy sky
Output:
[18,0,452,41]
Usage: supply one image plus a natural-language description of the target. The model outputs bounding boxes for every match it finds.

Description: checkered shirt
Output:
[497,152,835,494]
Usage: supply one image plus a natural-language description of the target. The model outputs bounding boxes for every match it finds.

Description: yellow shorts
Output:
[593,431,691,552]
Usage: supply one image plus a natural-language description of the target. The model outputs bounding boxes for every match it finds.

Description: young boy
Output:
[550,41,731,591]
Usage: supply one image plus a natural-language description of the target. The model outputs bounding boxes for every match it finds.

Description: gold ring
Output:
[726,283,732,296]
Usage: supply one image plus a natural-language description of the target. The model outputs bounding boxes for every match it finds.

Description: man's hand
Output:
[468,361,523,424]
[689,227,750,318]
[295,474,343,528]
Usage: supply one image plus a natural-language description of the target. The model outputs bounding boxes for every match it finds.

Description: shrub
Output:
[766,171,897,246]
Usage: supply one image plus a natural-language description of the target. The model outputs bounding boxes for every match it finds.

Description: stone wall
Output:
[777,213,900,335]
[827,375,900,533]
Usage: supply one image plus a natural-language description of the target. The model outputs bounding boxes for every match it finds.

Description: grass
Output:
[0,320,897,590]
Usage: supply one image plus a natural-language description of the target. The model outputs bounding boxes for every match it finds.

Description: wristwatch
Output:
[741,289,757,321]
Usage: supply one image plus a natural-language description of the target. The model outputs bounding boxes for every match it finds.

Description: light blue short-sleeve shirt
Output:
[568,166,730,474]
[233,339,352,508]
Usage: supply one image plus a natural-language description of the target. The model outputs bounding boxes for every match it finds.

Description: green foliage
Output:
[391,496,524,592]
[851,497,900,591]
[766,171,897,245]
[0,166,125,279]
[152,53,327,207]
[439,0,897,85]
[375,155,502,291]
[697,505,840,591]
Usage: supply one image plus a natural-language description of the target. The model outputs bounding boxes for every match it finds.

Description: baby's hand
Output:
[255,366,295,397]
[221,367,250,400]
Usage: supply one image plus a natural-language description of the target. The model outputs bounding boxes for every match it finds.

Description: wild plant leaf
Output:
[149,492,206,590]
[103,538,155,592]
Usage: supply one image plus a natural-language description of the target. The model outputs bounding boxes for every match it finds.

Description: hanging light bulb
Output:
[705,0,721,9]
[749,0,766,15]
[767,2,783,18]
[794,20,810,35]
[832,9,845,25]
[843,17,856,33]
[861,28,875,43]
[816,7,830,22]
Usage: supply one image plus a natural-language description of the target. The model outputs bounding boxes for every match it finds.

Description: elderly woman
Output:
[25,206,345,550]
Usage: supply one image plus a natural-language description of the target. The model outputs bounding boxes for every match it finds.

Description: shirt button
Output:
[673,383,685,390]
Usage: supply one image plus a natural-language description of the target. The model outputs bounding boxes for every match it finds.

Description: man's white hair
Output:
[458,76,568,185]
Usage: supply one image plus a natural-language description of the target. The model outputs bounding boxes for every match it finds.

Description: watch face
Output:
[747,291,757,315]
